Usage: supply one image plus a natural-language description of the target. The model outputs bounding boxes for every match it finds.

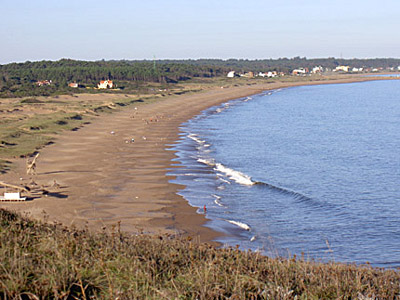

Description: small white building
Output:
[68,82,79,88]
[98,80,114,89]
[312,66,323,74]
[352,67,363,73]
[227,71,236,78]
[258,71,277,78]
[292,68,307,75]
[334,66,350,72]
[0,192,26,201]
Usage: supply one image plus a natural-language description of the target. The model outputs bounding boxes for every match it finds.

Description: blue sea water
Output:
[168,80,400,268]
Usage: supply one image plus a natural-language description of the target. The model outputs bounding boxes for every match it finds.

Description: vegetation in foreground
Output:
[1,209,399,299]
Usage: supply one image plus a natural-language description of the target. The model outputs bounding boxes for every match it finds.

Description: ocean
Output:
[168,79,400,268]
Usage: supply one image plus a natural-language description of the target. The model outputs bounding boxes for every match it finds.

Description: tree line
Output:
[0,59,226,97]
[1,57,400,97]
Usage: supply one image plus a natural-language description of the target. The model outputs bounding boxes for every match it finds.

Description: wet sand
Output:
[0,76,392,243]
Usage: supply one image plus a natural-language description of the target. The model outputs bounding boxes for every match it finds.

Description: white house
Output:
[98,80,114,89]
[68,82,79,88]
[292,68,307,75]
[334,66,350,72]
[258,71,277,78]
[312,66,323,73]
[227,71,236,78]
[352,67,363,73]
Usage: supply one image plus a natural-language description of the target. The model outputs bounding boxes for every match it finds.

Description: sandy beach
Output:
[0,76,394,243]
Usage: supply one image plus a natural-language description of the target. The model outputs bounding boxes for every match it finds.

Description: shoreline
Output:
[0,75,397,244]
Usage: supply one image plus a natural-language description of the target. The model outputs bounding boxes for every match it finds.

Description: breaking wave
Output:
[197,157,311,201]
[213,194,226,207]
[226,220,251,231]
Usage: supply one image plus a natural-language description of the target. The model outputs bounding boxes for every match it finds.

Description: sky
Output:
[1,0,400,64]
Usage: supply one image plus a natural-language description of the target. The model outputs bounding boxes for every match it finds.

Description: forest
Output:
[1,57,400,97]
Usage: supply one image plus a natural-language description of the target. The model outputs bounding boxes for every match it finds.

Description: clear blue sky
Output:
[1,0,399,64]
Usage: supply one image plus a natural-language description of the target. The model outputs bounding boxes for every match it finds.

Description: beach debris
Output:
[142,136,147,140]
[26,153,40,175]
[131,138,135,143]
[110,131,115,135]
[51,180,60,190]
[0,181,30,193]
[41,185,49,196]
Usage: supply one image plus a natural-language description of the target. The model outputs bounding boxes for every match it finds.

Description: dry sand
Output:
[0,76,393,243]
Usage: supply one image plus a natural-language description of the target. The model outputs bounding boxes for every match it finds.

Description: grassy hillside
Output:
[1,208,399,299]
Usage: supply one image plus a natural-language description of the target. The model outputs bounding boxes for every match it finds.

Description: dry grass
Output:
[1,208,399,299]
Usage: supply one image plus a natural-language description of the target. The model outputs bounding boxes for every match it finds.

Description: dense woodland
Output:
[1,57,400,97]
[169,57,400,73]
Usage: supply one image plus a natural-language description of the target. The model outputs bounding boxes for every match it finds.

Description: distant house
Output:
[36,80,52,86]
[240,72,254,78]
[259,71,277,78]
[311,66,323,74]
[227,71,236,78]
[292,68,308,75]
[98,80,114,89]
[268,71,278,78]
[68,82,79,88]
[351,67,363,73]
[397,66,400,71]
[334,66,350,72]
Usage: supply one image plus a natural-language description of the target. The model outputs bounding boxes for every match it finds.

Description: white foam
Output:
[212,194,226,207]
[215,163,254,186]
[198,158,215,167]
[218,177,231,185]
[226,220,251,231]
[188,133,206,145]
[184,173,201,177]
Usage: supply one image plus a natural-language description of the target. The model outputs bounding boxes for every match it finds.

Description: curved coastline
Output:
[0,75,397,244]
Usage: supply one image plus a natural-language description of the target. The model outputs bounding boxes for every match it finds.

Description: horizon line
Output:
[2,56,400,65]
